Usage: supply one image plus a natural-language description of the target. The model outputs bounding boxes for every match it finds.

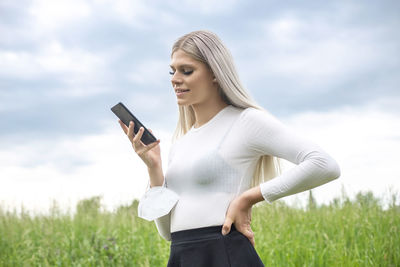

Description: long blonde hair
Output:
[170,30,281,187]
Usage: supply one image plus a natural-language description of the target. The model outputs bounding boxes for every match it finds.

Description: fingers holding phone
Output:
[112,102,161,168]
[112,102,157,145]
[118,119,129,134]
[119,119,161,168]
[130,121,160,151]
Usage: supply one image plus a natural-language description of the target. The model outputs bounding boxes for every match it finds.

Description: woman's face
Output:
[170,49,219,107]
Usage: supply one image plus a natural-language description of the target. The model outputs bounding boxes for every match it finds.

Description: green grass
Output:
[0,192,399,266]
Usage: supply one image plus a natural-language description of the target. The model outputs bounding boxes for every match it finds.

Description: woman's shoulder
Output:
[238,106,280,124]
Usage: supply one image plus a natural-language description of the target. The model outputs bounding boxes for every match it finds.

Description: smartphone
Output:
[111,102,158,145]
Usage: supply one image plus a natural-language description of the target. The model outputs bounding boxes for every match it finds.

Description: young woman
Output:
[119,30,341,266]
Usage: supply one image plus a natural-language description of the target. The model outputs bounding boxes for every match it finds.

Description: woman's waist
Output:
[170,192,234,233]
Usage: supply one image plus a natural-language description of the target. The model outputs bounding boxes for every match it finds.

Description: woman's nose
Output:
[171,74,182,86]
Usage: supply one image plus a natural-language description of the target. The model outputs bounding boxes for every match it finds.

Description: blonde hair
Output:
[171,30,281,187]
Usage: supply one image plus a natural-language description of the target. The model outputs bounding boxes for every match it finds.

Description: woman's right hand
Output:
[118,120,161,169]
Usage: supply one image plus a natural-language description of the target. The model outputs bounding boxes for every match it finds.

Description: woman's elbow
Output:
[327,159,341,181]
[309,150,341,183]
[321,152,341,182]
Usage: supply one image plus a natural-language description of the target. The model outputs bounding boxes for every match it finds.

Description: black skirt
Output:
[167,224,264,267]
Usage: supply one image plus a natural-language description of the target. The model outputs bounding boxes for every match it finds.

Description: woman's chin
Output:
[176,99,191,106]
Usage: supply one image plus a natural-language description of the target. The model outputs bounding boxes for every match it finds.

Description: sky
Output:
[1,0,399,214]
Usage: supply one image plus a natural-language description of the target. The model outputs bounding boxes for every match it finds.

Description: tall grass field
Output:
[1,191,399,266]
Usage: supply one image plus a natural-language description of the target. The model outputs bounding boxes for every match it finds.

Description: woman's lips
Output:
[176,89,190,97]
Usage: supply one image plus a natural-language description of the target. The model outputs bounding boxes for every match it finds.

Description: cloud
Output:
[0,41,106,81]
[166,0,240,15]
[229,3,400,114]
[260,17,398,87]
[127,58,170,86]
[29,0,92,33]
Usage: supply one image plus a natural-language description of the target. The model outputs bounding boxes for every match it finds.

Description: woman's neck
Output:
[191,101,229,129]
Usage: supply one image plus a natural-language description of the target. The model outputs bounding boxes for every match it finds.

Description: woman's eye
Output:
[169,70,193,75]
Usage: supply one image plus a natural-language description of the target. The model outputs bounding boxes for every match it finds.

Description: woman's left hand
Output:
[222,194,255,247]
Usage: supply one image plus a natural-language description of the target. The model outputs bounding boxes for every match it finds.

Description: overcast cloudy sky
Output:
[1,0,399,214]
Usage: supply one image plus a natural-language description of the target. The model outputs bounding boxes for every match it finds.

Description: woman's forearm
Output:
[148,163,165,187]
[240,185,264,208]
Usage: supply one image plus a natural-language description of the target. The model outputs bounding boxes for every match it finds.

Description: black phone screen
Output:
[111,102,157,145]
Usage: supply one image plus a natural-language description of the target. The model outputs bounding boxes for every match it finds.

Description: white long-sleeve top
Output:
[138,105,341,240]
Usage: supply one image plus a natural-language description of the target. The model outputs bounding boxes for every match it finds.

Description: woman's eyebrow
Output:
[169,64,195,69]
